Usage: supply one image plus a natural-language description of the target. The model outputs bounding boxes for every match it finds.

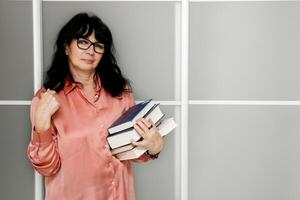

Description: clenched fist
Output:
[34,89,60,132]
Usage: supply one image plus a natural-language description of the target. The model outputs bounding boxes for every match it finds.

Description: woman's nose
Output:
[86,45,95,55]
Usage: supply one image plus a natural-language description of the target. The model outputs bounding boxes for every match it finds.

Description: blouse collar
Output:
[63,74,102,95]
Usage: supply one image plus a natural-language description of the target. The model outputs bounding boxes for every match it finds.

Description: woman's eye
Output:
[95,43,104,49]
[78,39,89,44]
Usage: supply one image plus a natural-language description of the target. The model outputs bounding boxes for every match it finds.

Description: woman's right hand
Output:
[34,89,60,132]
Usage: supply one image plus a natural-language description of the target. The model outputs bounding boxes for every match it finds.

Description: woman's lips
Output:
[82,59,94,64]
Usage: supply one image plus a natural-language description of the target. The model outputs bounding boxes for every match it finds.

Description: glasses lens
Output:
[94,43,105,54]
[77,38,91,50]
[77,38,105,54]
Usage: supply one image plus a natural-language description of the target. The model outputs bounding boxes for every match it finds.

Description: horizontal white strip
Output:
[14,0,298,2]
[190,100,300,105]
[190,0,295,2]
[43,0,180,2]
[137,100,300,106]
[0,101,31,105]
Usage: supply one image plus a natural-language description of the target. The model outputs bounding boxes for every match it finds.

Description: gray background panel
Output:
[190,2,300,100]
[43,2,175,100]
[189,105,300,200]
[0,106,34,200]
[133,106,176,200]
[0,1,33,100]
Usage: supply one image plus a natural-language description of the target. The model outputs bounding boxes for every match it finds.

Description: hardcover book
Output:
[108,99,155,134]
[115,118,177,161]
[107,105,164,149]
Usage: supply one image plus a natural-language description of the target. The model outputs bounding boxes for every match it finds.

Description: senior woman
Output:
[27,12,164,200]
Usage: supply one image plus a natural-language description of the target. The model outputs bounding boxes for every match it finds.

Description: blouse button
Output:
[111,181,115,186]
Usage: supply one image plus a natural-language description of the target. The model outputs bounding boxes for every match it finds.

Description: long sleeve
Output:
[27,95,61,177]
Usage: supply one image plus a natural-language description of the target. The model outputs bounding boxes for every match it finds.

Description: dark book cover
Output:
[108,99,153,133]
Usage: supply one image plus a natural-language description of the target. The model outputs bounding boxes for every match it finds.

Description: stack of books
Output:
[107,99,177,160]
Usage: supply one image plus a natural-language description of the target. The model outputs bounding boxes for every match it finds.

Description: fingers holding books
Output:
[132,118,164,155]
[133,119,147,139]
[148,119,157,130]
[134,118,156,136]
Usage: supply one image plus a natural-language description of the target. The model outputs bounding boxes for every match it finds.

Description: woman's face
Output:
[65,31,103,73]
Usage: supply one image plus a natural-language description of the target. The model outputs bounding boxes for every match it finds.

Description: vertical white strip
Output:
[174,2,181,200]
[33,0,44,200]
[181,0,189,199]
[33,0,43,92]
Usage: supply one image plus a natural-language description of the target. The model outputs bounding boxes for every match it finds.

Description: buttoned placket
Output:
[75,86,101,109]
[79,86,117,198]
[96,108,117,198]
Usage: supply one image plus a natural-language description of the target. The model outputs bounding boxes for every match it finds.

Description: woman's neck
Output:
[70,69,97,90]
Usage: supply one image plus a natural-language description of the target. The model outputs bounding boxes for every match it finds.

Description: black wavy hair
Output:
[44,12,131,97]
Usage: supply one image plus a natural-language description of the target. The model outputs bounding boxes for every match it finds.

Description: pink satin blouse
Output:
[27,78,151,200]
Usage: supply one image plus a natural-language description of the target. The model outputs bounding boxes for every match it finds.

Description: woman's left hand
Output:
[131,118,164,155]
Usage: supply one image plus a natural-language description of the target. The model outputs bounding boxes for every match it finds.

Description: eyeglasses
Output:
[77,38,105,54]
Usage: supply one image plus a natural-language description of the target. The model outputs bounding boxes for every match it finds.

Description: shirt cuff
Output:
[31,126,53,145]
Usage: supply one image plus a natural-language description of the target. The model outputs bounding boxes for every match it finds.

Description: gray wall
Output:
[189,2,300,200]
[190,2,300,100]
[0,1,35,199]
[1,1,300,200]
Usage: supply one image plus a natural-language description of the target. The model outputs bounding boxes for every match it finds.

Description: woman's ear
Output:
[65,48,69,55]
[64,44,69,55]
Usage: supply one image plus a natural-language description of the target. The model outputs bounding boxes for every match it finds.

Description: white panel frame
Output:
[33,1,44,200]
[0,101,31,105]
[174,2,182,200]
[181,0,189,199]
[0,1,299,200]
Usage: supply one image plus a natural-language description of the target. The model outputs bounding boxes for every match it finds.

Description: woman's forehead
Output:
[78,30,104,42]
